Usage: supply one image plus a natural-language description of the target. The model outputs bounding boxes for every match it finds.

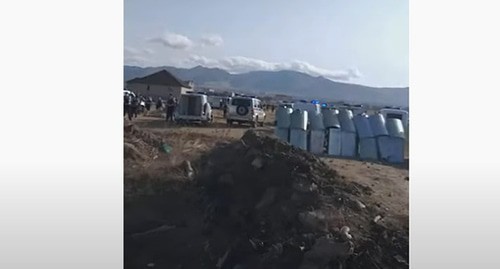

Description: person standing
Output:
[138,96,146,115]
[223,102,228,118]
[145,96,152,111]
[156,97,163,111]
[165,94,176,123]
[126,94,135,121]
[124,93,132,119]
[131,95,139,118]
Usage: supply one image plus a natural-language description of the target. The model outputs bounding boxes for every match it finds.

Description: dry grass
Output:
[154,128,234,166]
[124,125,238,198]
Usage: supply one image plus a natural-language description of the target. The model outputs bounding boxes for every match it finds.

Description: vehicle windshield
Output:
[231,98,252,107]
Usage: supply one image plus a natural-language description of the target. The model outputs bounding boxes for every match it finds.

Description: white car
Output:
[123,90,135,98]
[175,93,213,124]
[226,96,266,127]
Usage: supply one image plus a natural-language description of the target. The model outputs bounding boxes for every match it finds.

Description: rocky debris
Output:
[125,129,408,269]
[251,157,264,169]
[298,210,330,233]
[355,200,367,210]
[339,226,353,241]
[191,130,408,269]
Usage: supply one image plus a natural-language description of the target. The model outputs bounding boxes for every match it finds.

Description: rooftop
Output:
[126,69,192,88]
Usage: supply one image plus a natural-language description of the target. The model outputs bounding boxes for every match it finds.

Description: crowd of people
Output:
[124,91,178,122]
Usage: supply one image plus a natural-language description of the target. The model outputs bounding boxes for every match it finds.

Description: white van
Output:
[175,93,213,124]
[227,96,266,127]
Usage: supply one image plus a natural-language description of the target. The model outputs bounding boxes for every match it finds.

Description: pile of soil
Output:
[124,124,164,163]
[125,129,408,269]
[123,124,233,198]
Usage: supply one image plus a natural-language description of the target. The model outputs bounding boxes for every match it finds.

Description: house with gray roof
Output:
[126,69,194,99]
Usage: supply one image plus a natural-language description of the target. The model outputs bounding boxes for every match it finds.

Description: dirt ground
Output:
[131,109,274,139]
[322,158,409,223]
[124,107,409,269]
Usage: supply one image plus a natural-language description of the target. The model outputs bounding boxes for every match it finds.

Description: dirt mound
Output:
[124,124,164,163]
[193,130,408,269]
[123,125,235,198]
[125,129,408,269]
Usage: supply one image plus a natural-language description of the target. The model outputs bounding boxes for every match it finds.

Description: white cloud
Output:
[219,56,276,73]
[286,60,361,80]
[200,34,224,47]
[125,55,150,66]
[124,47,140,55]
[149,32,193,50]
[186,55,361,81]
[187,55,218,66]
[124,46,154,66]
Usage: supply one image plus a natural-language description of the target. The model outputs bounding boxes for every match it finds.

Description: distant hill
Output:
[124,65,409,107]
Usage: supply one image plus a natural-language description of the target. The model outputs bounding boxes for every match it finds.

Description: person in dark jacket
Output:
[222,102,228,118]
[156,97,163,111]
[165,94,177,122]
[124,93,132,120]
[126,93,136,121]
[145,97,152,111]
[131,95,139,118]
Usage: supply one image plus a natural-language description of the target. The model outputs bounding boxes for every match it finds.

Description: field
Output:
[124,108,409,269]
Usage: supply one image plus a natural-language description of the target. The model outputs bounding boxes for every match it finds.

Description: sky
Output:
[124,0,408,87]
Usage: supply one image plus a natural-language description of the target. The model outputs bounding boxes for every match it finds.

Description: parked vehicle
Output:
[174,93,213,124]
[123,90,135,98]
[226,96,266,127]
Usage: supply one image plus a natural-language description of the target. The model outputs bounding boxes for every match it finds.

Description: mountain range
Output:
[124,65,409,107]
